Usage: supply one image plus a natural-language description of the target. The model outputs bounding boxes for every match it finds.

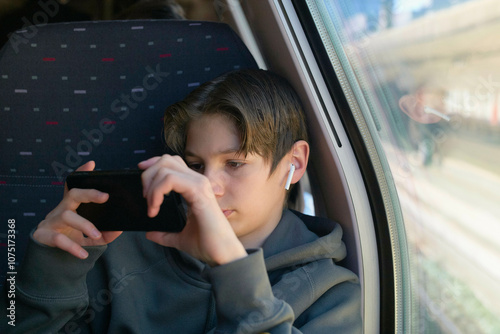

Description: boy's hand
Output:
[33,161,122,259]
[139,155,247,266]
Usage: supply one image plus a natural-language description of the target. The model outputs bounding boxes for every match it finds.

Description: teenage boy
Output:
[5,69,361,333]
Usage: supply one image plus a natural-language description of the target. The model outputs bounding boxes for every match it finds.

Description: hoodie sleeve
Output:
[1,234,106,334]
[206,249,361,334]
[207,249,296,333]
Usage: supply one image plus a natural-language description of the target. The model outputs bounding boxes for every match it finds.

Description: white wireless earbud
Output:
[285,163,295,190]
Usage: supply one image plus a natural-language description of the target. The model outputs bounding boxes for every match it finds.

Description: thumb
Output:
[76,160,96,172]
[64,161,96,195]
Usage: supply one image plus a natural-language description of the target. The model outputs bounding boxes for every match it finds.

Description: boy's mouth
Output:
[222,210,234,217]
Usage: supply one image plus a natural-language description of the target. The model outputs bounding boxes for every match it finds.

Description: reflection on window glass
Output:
[313,0,500,332]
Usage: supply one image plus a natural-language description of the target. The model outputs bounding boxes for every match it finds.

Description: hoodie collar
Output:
[262,210,347,271]
[262,210,318,258]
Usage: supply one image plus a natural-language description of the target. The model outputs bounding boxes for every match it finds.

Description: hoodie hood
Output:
[260,210,356,320]
[262,210,347,271]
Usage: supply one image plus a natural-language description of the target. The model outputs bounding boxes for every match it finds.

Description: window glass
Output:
[310,0,500,332]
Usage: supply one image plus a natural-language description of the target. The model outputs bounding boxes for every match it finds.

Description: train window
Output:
[304,0,500,332]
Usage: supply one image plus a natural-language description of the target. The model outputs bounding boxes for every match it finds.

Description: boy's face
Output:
[185,114,288,248]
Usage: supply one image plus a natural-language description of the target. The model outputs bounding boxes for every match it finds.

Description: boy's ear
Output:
[290,140,309,185]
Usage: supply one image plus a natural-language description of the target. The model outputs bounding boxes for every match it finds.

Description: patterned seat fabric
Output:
[0,20,258,284]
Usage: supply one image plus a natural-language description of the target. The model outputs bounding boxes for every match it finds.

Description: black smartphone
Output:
[66,170,186,232]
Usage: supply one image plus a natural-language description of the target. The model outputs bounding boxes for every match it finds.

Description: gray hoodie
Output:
[4,210,361,333]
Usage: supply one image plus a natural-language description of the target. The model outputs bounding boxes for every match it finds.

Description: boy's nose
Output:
[204,168,224,197]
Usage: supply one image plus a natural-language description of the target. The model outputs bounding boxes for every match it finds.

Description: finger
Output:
[35,210,102,249]
[145,176,197,219]
[100,231,123,244]
[64,161,96,196]
[76,160,96,172]
[140,155,187,197]
[81,231,124,247]
[64,188,109,211]
[59,210,103,240]
[35,228,89,259]
[146,170,212,218]
[140,161,160,198]
[45,188,108,221]
[140,155,173,197]
[143,155,196,198]
[141,155,208,216]
[138,156,162,170]
[145,171,181,217]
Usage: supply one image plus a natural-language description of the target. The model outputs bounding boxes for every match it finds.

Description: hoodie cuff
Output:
[16,233,106,298]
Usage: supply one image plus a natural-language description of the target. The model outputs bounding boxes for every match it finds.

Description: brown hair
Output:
[163,69,308,173]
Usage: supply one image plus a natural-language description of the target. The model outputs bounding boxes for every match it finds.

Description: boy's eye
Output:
[227,161,244,169]
[188,163,204,172]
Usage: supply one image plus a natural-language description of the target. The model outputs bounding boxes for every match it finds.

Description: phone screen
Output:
[66,170,186,232]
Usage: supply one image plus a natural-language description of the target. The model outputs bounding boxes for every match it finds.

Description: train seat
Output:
[0,19,258,279]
